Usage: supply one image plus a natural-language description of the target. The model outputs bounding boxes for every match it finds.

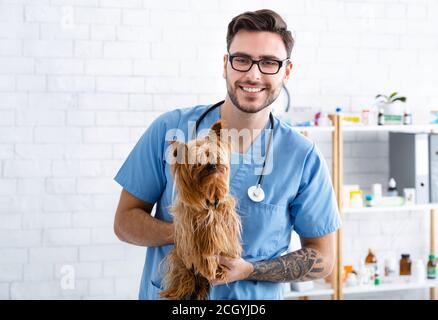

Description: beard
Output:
[226,79,282,114]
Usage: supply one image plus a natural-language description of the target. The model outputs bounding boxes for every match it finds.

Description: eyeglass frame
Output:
[227,52,291,75]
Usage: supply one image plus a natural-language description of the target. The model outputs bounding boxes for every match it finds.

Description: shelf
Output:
[342,124,438,132]
[294,126,334,133]
[343,204,438,214]
[294,124,438,133]
[283,279,438,298]
[283,282,334,298]
[343,279,438,295]
[293,115,438,300]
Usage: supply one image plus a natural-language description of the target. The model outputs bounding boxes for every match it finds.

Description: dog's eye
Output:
[205,151,210,157]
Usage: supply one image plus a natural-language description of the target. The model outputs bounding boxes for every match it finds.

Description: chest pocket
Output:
[237,199,291,260]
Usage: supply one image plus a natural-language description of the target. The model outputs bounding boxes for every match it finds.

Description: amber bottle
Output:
[365,249,377,266]
[400,254,412,276]
[365,248,378,280]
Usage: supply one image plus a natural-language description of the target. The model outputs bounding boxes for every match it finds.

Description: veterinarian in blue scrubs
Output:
[114,9,341,300]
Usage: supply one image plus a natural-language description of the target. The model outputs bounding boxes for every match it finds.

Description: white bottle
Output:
[318,112,332,127]
[387,178,398,197]
[411,259,426,283]
[384,257,397,283]
[345,272,358,287]
[357,261,370,286]
[350,193,364,208]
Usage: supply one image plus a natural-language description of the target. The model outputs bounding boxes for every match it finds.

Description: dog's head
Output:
[170,121,230,208]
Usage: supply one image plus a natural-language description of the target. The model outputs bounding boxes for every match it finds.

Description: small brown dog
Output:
[160,120,242,300]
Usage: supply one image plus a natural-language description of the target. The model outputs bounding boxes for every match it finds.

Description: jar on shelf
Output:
[427,255,436,279]
[384,256,397,283]
[364,194,374,207]
[365,248,378,281]
[400,254,412,276]
[361,109,370,125]
[412,259,426,283]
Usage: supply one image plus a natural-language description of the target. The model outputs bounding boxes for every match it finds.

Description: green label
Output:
[384,114,403,124]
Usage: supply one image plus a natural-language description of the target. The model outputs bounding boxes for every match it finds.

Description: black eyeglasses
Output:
[228,53,290,75]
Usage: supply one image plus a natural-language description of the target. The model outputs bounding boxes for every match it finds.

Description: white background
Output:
[0,0,437,299]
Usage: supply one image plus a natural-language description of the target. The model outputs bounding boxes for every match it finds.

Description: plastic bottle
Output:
[318,112,331,127]
[403,109,412,125]
[412,259,426,283]
[427,255,436,279]
[372,183,383,203]
[361,109,370,125]
[365,194,374,207]
[374,272,381,285]
[378,108,385,125]
[357,261,369,285]
[384,256,397,283]
[350,192,364,208]
[365,248,378,281]
[387,178,398,197]
[345,272,358,287]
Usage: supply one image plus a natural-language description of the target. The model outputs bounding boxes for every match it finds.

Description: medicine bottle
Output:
[374,272,381,285]
[387,178,398,197]
[365,194,373,207]
[361,109,370,125]
[365,248,377,280]
[366,248,377,262]
[378,109,385,125]
[427,255,436,279]
[400,254,412,276]
[403,111,412,125]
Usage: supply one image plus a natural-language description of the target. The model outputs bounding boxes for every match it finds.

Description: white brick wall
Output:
[0,0,437,300]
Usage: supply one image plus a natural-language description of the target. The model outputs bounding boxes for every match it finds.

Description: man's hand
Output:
[212,233,335,285]
[211,255,254,286]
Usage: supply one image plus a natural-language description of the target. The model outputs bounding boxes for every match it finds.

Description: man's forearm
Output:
[247,247,329,282]
[115,208,174,247]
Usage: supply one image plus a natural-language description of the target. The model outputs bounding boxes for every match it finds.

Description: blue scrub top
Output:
[114,103,341,300]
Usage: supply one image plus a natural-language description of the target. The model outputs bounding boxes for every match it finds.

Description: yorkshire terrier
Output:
[160,120,242,300]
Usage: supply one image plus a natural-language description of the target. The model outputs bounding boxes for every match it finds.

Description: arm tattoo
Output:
[247,248,326,282]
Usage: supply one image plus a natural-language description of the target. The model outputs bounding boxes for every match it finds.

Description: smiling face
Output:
[223,30,293,114]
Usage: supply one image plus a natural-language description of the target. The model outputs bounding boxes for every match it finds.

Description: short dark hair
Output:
[226,9,294,58]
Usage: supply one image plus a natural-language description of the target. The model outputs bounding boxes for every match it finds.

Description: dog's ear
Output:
[210,120,222,138]
[169,140,186,162]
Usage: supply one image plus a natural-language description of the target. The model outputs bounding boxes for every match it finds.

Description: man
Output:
[114,9,341,300]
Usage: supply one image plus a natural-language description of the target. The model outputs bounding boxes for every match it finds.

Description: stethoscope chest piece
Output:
[248,185,265,202]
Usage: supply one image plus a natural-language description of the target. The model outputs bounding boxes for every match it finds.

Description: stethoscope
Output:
[192,100,275,203]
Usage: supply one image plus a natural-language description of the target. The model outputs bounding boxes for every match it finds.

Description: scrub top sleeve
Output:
[290,143,341,238]
[114,113,169,204]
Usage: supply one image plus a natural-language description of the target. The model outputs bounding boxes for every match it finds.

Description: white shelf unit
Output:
[289,118,438,300]
[343,204,438,214]
[283,203,438,299]
[343,279,438,295]
[284,279,438,298]
[295,124,438,133]
[284,283,334,299]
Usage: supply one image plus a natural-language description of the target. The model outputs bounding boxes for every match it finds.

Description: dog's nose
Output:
[206,163,217,171]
